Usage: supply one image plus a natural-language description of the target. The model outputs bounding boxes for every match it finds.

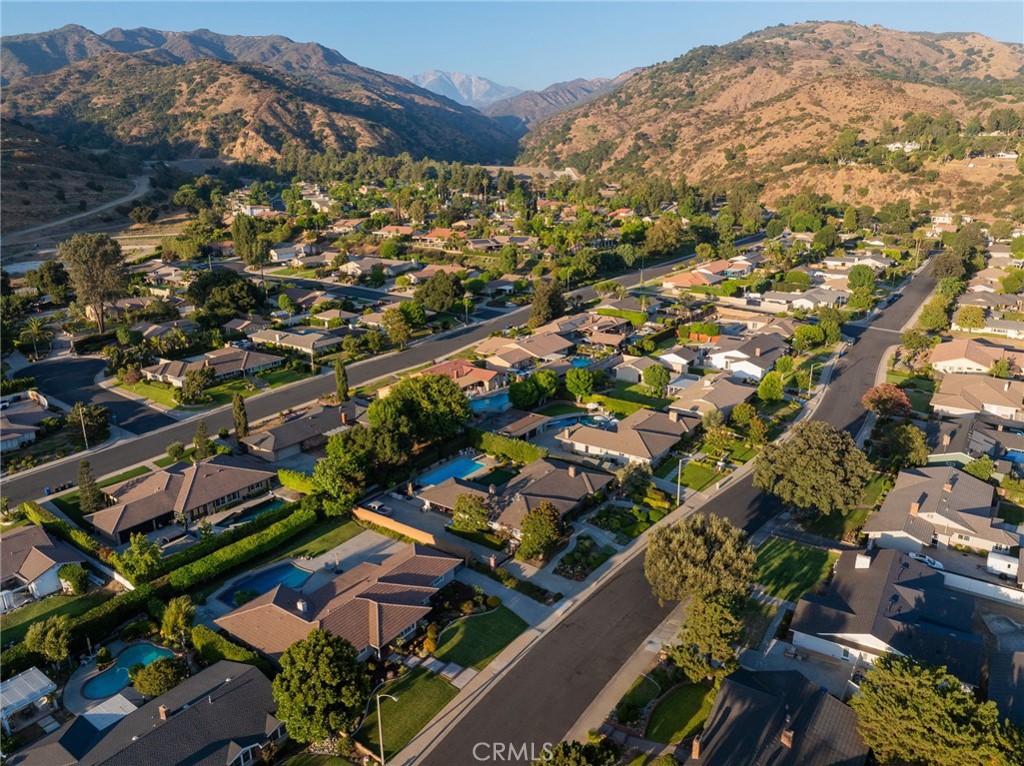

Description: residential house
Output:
[665,374,700,397]
[278,288,331,313]
[862,465,1016,555]
[593,295,657,319]
[821,254,893,272]
[85,296,159,324]
[413,228,463,249]
[0,394,49,453]
[8,661,285,766]
[86,456,276,545]
[669,373,757,417]
[241,403,364,462]
[329,218,365,235]
[685,669,868,766]
[223,317,272,336]
[215,544,461,662]
[477,409,551,440]
[479,334,575,371]
[761,288,849,310]
[407,263,467,285]
[706,333,788,382]
[141,348,283,387]
[931,374,1024,421]
[376,225,415,239]
[662,270,724,291]
[308,308,358,329]
[249,328,344,356]
[337,256,418,279]
[556,408,697,465]
[382,360,503,399]
[930,337,1024,376]
[614,355,665,384]
[1,526,84,613]
[790,548,984,686]
[128,320,198,341]
[268,242,310,263]
[927,413,1024,478]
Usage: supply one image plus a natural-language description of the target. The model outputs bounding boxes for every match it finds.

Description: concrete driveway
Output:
[21,356,175,435]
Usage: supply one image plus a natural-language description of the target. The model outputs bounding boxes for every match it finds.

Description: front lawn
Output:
[590,503,667,540]
[278,756,356,766]
[885,372,935,413]
[679,461,721,492]
[755,538,838,603]
[447,526,507,551]
[0,591,109,644]
[154,448,197,468]
[801,506,873,542]
[118,380,179,408]
[645,683,714,744]
[433,606,527,670]
[51,466,152,525]
[355,668,458,760]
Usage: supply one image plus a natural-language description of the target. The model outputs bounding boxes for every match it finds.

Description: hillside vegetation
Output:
[519,22,1024,213]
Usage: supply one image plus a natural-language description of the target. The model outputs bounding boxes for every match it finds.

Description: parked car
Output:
[366,500,392,517]
[909,552,944,570]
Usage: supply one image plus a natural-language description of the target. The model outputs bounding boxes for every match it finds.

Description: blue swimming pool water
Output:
[571,357,592,368]
[1006,450,1024,464]
[469,391,511,413]
[231,497,287,525]
[82,643,174,699]
[220,562,312,606]
[419,456,485,486]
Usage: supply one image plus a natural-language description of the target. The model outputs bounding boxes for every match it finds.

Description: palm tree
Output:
[19,317,53,359]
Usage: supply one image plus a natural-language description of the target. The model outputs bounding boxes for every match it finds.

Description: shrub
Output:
[469,429,547,463]
[168,508,317,592]
[0,376,36,395]
[21,502,104,560]
[120,620,157,643]
[422,636,438,654]
[58,563,90,595]
[0,643,39,680]
[71,585,155,653]
[96,646,112,665]
[191,625,272,676]
[485,595,501,609]
[460,600,476,615]
[278,468,316,494]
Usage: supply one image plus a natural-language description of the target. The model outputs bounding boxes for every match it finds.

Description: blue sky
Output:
[2,2,1021,90]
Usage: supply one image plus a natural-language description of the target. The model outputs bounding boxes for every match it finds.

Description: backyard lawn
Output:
[588,381,672,418]
[999,502,1024,525]
[50,466,152,525]
[433,606,527,670]
[645,683,714,744]
[755,538,838,603]
[474,467,519,487]
[355,668,458,760]
[535,403,585,417]
[0,591,109,644]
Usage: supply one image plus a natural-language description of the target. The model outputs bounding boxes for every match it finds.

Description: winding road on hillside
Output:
[415,263,936,766]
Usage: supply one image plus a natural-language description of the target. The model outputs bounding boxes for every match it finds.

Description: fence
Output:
[943,571,1024,607]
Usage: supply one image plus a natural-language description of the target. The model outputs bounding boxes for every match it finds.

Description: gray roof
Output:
[9,662,278,766]
[1,525,83,584]
[791,549,985,686]
[691,669,868,766]
[240,403,364,454]
[988,651,1024,727]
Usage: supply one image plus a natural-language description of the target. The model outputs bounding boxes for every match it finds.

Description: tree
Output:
[642,364,670,395]
[991,358,1012,379]
[842,206,858,233]
[644,514,756,606]
[77,459,103,515]
[887,423,930,468]
[452,494,490,532]
[59,233,128,333]
[964,456,995,481]
[160,595,196,647]
[850,654,1007,766]
[955,305,986,330]
[166,441,186,463]
[812,224,840,252]
[367,374,471,448]
[415,271,463,312]
[669,601,742,683]
[757,371,784,402]
[517,501,562,561]
[129,205,156,225]
[931,250,967,279]
[232,393,249,438]
[25,261,71,304]
[193,420,214,460]
[113,533,163,581]
[132,657,187,697]
[847,264,876,290]
[539,740,619,766]
[792,324,825,352]
[862,383,912,418]
[69,402,110,444]
[334,358,349,402]
[378,238,402,259]
[278,293,298,316]
[529,280,566,328]
[747,415,768,446]
[753,421,873,517]
[25,615,72,663]
[509,378,540,410]
[731,402,756,426]
[565,368,595,402]
[382,306,411,348]
[533,369,559,402]
[314,426,374,516]
[179,366,215,404]
[272,629,371,742]
[818,307,843,344]
[902,329,933,354]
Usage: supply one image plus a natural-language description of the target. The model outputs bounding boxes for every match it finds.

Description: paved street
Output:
[417,263,936,766]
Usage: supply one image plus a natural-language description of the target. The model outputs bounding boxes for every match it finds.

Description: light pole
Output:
[807,362,818,397]
[376,693,398,765]
[464,291,472,327]
[78,405,89,450]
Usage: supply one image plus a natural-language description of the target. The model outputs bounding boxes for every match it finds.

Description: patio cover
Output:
[0,667,56,733]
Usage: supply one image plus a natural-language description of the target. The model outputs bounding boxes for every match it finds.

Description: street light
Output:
[464,291,473,327]
[376,693,399,765]
[807,362,819,397]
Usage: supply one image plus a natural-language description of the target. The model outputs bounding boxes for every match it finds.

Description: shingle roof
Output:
[241,404,361,454]
[8,662,277,766]
[691,669,868,766]
[0,525,83,584]
[932,374,1024,414]
[495,459,613,530]
[557,409,693,461]
[989,651,1024,727]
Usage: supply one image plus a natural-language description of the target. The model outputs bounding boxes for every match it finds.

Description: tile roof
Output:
[1,525,83,584]
[691,669,868,766]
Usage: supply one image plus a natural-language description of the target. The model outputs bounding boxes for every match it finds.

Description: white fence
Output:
[943,571,1024,607]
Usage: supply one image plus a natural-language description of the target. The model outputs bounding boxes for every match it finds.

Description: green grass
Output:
[433,606,528,670]
[645,683,714,744]
[257,367,309,388]
[593,381,672,411]
[128,369,310,410]
[0,518,28,533]
[278,756,356,766]
[885,372,935,413]
[355,668,458,760]
[50,466,152,525]
[860,472,893,508]
[270,267,317,277]
[0,592,109,644]
[726,441,757,464]
[154,448,196,468]
[755,538,838,603]
[802,506,873,542]
[474,467,519,487]
[999,502,1024,525]
[118,380,180,408]
[447,526,506,551]
[616,673,665,714]
[680,461,720,491]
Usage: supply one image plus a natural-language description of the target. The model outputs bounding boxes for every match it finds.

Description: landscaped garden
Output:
[432,605,527,670]
[645,683,714,744]
[755,538,838,603]
[589,502,667,541]
[554,534,616,580]
[355,667,458,760]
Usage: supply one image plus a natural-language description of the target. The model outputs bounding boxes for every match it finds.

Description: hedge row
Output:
[278,469,316,494]
[192,625,272,676]
[470,429,548,464]
[168,507,317,591]
[0,643,39,680]
[1,376,35,395]
[21,501,104,560]
[596,307,648,326]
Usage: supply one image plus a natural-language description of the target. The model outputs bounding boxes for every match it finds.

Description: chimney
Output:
[855,553,872,569]
[781,729,795,749]
[158,705,169,721]
[669,410,680,423]
[340,410,348,425]
[755,346,762,357]
[691,735,702,760]
[943,482,953,493]
[909,501,920,516]
[489,484,497,495]
[704,377,713,388]
[941,434,951,447]
[568,465,578,478]
[1005,381,1012,392]
[296,599,308,616]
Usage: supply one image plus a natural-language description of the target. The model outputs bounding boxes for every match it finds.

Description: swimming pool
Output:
[220,562,312,606]
[469,391,511,413]
[82,643,174,699]
[419,456,485,486]
[548,414,611,429]
[570,357,593,368]
[230,497,287,525]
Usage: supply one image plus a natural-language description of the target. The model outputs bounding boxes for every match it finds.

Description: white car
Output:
[366,500,392,517]
[909,552,944,570]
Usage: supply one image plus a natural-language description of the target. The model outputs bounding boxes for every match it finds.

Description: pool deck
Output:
[61,639,178,715]
[418,453,497,487]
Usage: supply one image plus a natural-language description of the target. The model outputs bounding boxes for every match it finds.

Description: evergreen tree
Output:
[232,393,249,438]
[335,357,349,402]
[193,420,213,460]
[77,459,103,515]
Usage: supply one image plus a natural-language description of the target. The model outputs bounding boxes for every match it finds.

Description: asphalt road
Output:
[19,357,176,435]
[417,263,936,766]
[2,247,718,503]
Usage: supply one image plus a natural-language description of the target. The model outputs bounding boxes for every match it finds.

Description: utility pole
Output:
[376,693,398,766]
[79,406,89,450]
[676,456,683,506]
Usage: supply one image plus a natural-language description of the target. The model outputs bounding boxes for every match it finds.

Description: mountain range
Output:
[409,70,521,109]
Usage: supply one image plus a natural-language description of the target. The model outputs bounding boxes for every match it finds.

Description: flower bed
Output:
[554,535,615,581]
